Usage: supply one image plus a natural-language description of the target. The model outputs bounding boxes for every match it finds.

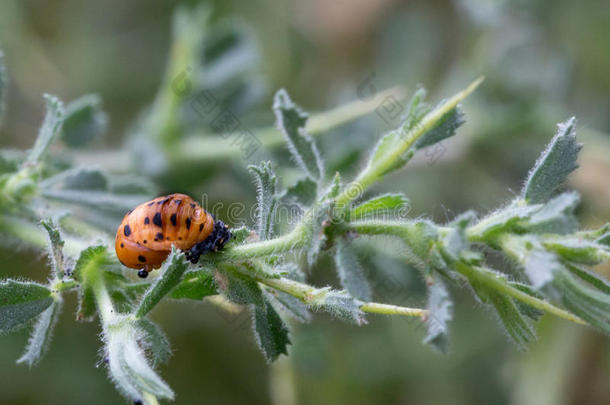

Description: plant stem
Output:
[335,77,484,208]
[456,263,586,325]
[360,302,428,317]
[257,275,426,318]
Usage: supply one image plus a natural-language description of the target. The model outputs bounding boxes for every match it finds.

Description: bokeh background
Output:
[1,0,609,404]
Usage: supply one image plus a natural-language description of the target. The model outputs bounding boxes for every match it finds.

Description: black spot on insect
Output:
[143,240,147,244]
[170,213,177,226]
[124,225,131,237]
[120,243,124,248]
[190,203,196,208]
[157,198,170,205]
[153,213,162,227]
[199,224,204,231]
[186,217,191,230]
[178,237,182,240]
[147,202,154,206]
[166,237,170,240]
[155,232,163,241]
[138,255,147,263]
[137,270,148,279]
[127,209,134,215]
[144,217,150,225]
[174,199,182,205]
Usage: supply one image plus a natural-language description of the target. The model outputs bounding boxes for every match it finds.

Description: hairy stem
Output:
[335,77,484,208]
[456,263,586,325]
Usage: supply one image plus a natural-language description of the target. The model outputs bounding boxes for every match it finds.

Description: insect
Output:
[115,193,231,278]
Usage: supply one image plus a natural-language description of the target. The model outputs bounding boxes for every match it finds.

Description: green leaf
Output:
[72,245,108,280]
[0,280,53,334]
[228,226,253,244]
[169,270,217,300]
[106,321,174,402]
[0,50,6,127]
[136,250,189,318]
[542,237,608,265]
[423,278,452,353]
[263,288,311,323]
[350,193,410,220]
[61,94,107,147]
[414,106,465,150]
[252,298,291,362]
[470,279,536,349]
[283,177,317,207]
[40,219,66,279]
[137,318,172,366]
[564,263,610,295]
[17,299,62,366]
[313,290,366,325]
[221,268,264,306]
[306,200,332,266]
[248,161,280,240]
[335,239,372,301]
[522,118,582,204]
[552,268,610,335]
[76,287,96,322]
[527,191,580,234]
[467,203,541,242]
[523,248,561,290]
[41,189,149,214]
[273,89,324,181]
[25,94,65,165]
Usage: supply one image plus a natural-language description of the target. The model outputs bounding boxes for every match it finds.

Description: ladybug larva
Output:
[115,193,230,278]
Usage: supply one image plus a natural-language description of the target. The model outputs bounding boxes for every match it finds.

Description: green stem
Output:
[456,263,586,325]
[257,275,426,318]
[335,77,484,208]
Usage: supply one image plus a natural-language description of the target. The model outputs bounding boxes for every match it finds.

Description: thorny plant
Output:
[1,6,609,405]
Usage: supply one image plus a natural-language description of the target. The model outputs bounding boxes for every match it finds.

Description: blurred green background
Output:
[1,0,609,404]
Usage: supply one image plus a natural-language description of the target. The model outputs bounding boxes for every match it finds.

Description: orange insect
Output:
[115,193,230,278]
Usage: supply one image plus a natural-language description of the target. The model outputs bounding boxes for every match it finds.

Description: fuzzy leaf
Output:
[249,161,279,240]
[523,248,561,290]
[136,250,188,318]
[17,299,62,366]
[552,269,610,335]
[221,268,264,306]
[468,203,541,242]
[41,189,148,214]
[229,226,254,244]
[106,322,174,402]
[564,263,610,295]
[523,118,582,204]
[470,280,536,349]
[40,219,66,279]
[0,280,53,334]
[0,50,6,126]
[283,177,317,207]
[414,106,465,149]
[25,94,64,164]
[76,287,96,322]
[306,200,332,266]
[423,278,452,353]
[252,298,291,362]
[137,318,172,366]
[273,89,324,181]
[542,237,608,265]
[263,288,311,323]
[527,191,580,234]
[72,245,108,280]
[169,271,217,300]
[335,239,372,301]
[351,193,410,220]
[61,94,107,147]
[41,167,109,191]
[313,290,366,325]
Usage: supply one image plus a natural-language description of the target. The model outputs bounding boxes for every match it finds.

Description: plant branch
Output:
[335,77,484,208]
